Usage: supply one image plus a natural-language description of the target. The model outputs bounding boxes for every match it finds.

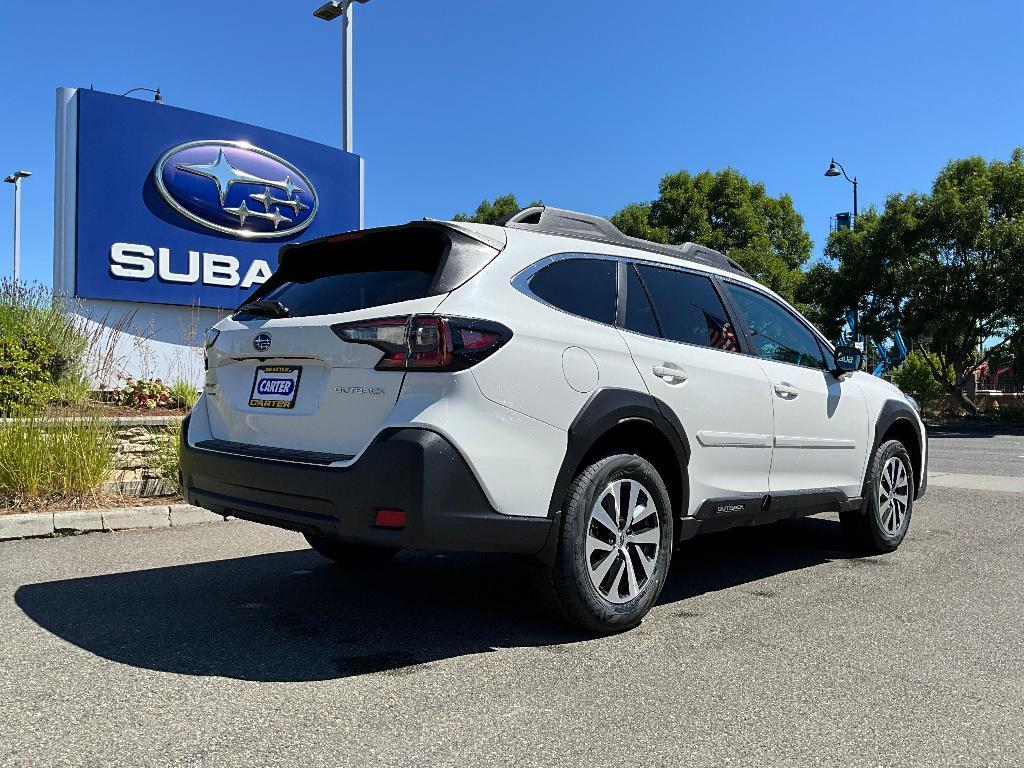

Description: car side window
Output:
[634,264,739,352]
[529,258,617,325]
[623,264,661,337]
[725,283,826,369]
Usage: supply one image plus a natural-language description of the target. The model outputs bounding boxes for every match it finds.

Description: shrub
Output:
[154,420,183,492]
[169,380,199,409]
[0,412,114,504]
[891,350,954,402]
[0,281,88,415]
[116,378,172,409]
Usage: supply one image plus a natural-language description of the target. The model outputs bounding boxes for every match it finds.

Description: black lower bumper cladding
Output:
[180,419,551,554]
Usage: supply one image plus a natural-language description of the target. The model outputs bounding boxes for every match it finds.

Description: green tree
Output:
[453,194,542,225]
[800,149,1024,413]
[611,168,813,301]
[890,350,953,402]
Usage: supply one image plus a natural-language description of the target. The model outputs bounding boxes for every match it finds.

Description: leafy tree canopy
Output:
[453,194,542,225]
[798,148,1024,411]
[611,168,813,302]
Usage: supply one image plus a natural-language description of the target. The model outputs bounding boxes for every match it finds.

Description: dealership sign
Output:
[54,88,362,309]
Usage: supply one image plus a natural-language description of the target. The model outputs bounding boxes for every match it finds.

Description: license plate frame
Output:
[248,365,303,410]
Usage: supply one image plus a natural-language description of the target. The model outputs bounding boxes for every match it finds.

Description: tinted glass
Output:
[623,265,661,337]
[725,283,826,369]
[635,265,739,352]
[530,258,617,324]
[260,267,435,318]
[248,229,448,318]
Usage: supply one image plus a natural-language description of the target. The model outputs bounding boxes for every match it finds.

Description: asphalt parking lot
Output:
[1,428,1022,767]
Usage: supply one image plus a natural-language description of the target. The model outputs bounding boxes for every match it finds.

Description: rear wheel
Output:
[538,454,674,634]
[304,533,399,568]
[841,439,914,553]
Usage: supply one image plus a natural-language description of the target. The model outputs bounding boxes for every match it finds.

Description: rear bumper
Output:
[180,416,552,554]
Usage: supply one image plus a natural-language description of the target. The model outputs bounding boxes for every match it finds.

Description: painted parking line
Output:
[928,472,1024,493]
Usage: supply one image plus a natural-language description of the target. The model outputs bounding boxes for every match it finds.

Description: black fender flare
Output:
[545,388,691,519]
[859,399,928,506]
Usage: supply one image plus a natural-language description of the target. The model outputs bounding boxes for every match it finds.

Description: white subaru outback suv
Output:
[182,206,927,633]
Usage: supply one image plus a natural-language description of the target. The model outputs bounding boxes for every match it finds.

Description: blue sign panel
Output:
[73,89,361,308]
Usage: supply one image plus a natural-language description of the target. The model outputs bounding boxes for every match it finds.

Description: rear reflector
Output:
[331,315,512,372]
[373,508,407,529]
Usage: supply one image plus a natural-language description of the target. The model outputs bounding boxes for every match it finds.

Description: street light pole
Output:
[825,158,858,221]
[342,3,353,152]
[4,171,31,283]
[314,0,370,153]
[824,158,861,361]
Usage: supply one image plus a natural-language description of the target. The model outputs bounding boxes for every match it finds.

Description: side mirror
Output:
[833,345,862,376]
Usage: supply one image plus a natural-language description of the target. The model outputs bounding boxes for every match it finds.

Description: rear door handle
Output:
[774,382,799,399]
[653,365,687,384]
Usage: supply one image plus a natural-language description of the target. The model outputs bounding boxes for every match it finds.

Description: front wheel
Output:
[841,439,914,553]
[304,533,399,568]
[538,453,674,634]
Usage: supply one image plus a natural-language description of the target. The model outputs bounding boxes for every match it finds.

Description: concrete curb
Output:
[0,504,228,542]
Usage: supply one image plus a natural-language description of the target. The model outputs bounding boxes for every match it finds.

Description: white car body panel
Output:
[618,328,775,514]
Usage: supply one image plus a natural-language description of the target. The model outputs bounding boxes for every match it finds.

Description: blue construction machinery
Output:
[838,311,908,377]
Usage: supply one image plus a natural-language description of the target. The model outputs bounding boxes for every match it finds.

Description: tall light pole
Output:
[824,158,862,359]
[313,0,371,153]
[4,170,31,283]
[825,158,858,222]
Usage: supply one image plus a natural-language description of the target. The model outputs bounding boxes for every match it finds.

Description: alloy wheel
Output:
[877,456,910,537]
[585,478,661,605]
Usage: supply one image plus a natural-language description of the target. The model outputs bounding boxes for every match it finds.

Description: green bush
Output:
[0,412,115,503]
[891,350,954,401]
[169,380,199,409]
[0,281,88,415]
[153,420,183,492]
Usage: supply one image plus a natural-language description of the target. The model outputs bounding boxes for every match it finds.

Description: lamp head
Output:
[4,171,31,183]
[825,159,842,178]
[314,1,344,20]
[313,0,369,20]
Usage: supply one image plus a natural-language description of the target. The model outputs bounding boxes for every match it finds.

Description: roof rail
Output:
[498,205,751,277]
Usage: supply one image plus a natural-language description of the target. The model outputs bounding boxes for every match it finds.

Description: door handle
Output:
[653,365,687,384]
[774,382,799,399]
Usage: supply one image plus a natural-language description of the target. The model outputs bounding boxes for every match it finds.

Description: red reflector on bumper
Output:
[373,508,407,529]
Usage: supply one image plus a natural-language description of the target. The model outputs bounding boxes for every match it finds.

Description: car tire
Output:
[538,453,674,634]
[304,533,399,568]
[841,439,915,553]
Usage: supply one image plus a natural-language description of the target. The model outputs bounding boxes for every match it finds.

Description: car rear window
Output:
[529,258,617,325]
[238,228,457,319]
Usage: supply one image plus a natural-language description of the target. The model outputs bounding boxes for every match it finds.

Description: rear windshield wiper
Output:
[235,299,290,318]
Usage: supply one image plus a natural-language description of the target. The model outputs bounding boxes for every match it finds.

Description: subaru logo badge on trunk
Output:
[253,333,272,352]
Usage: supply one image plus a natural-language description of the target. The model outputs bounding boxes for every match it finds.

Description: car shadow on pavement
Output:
[15,515,862,682]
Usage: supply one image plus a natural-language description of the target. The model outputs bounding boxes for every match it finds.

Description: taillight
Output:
[331,315,512,371]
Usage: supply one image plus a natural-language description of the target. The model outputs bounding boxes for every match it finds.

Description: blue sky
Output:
[1,0,1023,287]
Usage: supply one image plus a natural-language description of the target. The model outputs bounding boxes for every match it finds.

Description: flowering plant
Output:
[115,377,173,409]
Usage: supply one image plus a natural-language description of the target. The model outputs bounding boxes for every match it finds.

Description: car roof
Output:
[473,206,754,278]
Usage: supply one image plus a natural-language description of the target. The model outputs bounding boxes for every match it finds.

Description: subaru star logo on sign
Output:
[62,89,362,309]
[155,141,318,239]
